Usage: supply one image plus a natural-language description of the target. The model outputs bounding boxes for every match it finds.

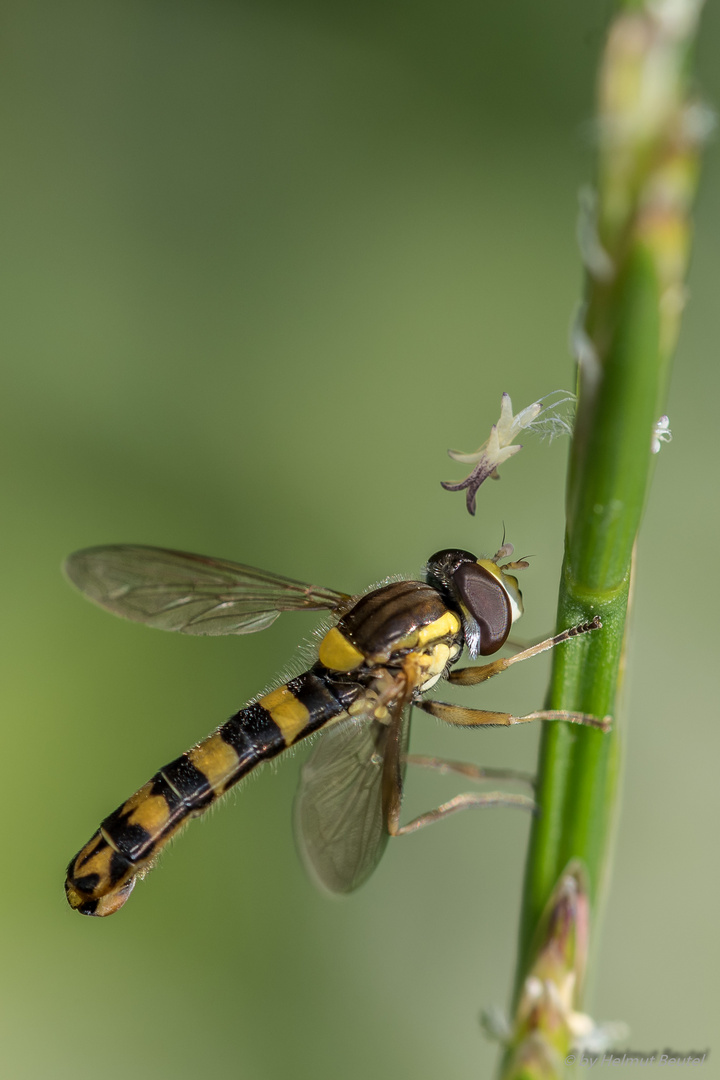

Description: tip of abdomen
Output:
[65,874,136,916]
[65,829,137,916]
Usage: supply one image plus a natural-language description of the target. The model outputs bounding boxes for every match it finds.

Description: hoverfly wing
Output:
[64,545,351,635]
[294,701,411,894]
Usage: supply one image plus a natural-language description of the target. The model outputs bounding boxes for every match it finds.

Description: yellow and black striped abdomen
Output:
[65,670,364,916]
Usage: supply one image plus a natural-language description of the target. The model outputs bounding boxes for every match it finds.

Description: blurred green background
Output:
[2,2,718,1077]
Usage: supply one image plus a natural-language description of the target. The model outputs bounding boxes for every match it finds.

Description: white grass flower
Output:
[442,391,576,514]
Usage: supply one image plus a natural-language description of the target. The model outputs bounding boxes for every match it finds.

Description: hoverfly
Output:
[64,544,605,915]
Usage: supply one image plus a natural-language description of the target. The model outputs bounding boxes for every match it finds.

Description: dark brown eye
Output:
[453,562,511,656]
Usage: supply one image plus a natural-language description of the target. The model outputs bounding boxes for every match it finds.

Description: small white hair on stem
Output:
[651,414,672,454]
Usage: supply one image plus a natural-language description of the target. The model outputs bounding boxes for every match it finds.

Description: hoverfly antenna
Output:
[492,542,515,564]
[503,554,533,571]
[490,523,517,565]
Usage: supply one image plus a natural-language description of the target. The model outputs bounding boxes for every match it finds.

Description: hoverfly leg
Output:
[389,790,537,838]
[449,616,602,687]
[502,622,590,655]
[417,700,611,733]
[404,754,534,788]
[519,709,611,732]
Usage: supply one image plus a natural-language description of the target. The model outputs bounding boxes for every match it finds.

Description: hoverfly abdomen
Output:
[65,670,365,915]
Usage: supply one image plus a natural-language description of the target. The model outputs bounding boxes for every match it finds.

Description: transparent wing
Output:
[294,702,411,894]
[64,545,351,635]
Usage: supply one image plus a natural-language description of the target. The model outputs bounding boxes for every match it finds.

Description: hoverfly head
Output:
[426,548,524,659]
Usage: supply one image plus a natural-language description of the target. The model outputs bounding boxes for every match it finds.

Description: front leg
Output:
[449,617,602,686]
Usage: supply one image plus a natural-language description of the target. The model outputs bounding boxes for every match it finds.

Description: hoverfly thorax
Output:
[425,548,523,659]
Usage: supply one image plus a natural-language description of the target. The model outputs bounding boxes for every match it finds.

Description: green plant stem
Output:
[519,245,662,968]
[499,3,705,1077]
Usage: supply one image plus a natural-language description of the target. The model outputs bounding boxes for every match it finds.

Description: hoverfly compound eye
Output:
[474,558,524,626]
[452,561,512,656]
